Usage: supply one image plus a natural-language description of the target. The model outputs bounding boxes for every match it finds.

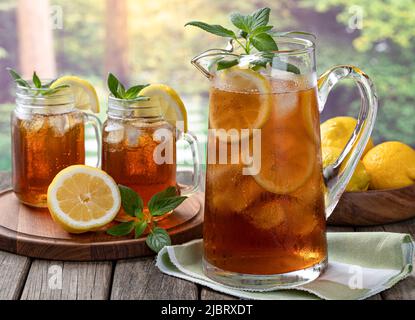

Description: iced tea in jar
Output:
[102,96,201,215]
[12,84,101,208]
[191,35,377,289]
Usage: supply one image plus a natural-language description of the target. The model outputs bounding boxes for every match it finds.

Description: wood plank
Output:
[111,257,198,300]
[200,288,236,300]
[0,251,31,300]
[20,260,112,300]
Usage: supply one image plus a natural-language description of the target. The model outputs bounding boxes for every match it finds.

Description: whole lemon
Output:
[322,146,371,192]
[321,116,374,158]
[362,141,415,190]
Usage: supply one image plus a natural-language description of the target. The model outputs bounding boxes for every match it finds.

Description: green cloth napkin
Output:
[156,232,414,300]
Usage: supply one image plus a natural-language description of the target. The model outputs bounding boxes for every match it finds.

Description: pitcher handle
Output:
[83,113,102,168]
[178,131,202,196]
[318,65,378,218]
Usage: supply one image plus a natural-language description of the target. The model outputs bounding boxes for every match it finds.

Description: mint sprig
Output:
[186,8,276,55]
[107,73,150,101]
[7,68,69,95]
[106,185,187,253]
[185,7,302,74]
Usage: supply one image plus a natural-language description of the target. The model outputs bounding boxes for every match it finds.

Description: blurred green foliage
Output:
[0,0,413,172]
[300,0,415,144]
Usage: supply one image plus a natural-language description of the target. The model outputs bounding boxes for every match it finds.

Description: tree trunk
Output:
[104,0,129,85]
[17,0,57,78]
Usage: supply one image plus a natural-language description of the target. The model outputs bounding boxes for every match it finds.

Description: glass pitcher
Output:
[192,37,378,289]
[12,84,102,208]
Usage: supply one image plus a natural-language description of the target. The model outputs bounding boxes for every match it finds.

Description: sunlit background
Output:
[0,0,414,171]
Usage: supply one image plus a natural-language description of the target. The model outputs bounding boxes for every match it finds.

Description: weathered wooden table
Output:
[0,172,413,300]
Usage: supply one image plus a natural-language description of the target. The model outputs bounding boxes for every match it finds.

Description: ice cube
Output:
[22,115,45,133]
[125,126,140,147]
[245,200,287,230]
[50,114,70,137]
[273,91,299,118]
[208,165,263,214]
[105,123,125,144]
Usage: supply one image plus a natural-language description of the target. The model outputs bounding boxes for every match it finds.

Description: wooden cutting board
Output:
[0,189,203,261]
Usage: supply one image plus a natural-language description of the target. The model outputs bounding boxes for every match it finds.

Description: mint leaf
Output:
[7,68,30,88]
[107,221,135,237]
[125,84,149,99]
[148,186,177,210]
[185,21,236,38]
[217,58,239,71]
[135,221,148,239]
[119,185,143,217]
[251,25,274,37]
[32,72,41,88]
[118,82,126,98]
[250,7,271,29]
[148,186,187,217]
[42,79,56,88]
[41,85,70,96]
[108,73,120,98]
[149,196,187,217]
[251,33,279,52]
[229,13,252,33]
[135,208,144,220]
[146,228,171,253]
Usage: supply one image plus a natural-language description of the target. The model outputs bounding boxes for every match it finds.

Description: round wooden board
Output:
[0,190,203,261]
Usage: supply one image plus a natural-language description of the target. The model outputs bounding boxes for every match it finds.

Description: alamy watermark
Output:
[153,124,262,176]
[50,5,64,30]
[48,265,63,290]
[347,5,364,32]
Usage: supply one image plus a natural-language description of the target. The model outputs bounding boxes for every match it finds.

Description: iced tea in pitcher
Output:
[205,70,327,276]
[189,7,378,289]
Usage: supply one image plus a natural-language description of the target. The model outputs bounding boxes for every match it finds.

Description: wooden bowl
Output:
[328,183,415,226]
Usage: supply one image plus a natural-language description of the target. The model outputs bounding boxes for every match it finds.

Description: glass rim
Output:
[108,94,161,109]
[16,79,74,99]
[268,36,315,55]
[229,36,315,57]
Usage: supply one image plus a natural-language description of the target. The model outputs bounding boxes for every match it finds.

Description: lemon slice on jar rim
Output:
[139,84,188,132]
[50,76,100,113]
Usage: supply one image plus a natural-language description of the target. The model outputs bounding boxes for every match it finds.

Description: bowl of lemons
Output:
[321,117,415,226]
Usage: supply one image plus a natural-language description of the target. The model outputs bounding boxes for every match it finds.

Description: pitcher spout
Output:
[191,40,238,79]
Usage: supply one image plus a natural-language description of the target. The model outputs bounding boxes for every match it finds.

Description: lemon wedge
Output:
[140,84,188,132]
[209,67,272,135]
[50,76,100,113]
[47,165,121,234]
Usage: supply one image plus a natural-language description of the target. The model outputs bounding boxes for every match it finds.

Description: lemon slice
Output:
[253,129,315,194]
[209,67,272,138]
[47,165,121,234]
[50,76,100,113]
[140,84,188,132]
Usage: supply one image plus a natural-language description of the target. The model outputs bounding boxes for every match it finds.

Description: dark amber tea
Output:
[12,111,85,207]
[102,121,177,205]
[204,77,327,275]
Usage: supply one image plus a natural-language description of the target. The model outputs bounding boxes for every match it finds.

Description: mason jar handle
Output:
[83,113,102,168]
[318,65,378,218]
[178,131,202,196]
